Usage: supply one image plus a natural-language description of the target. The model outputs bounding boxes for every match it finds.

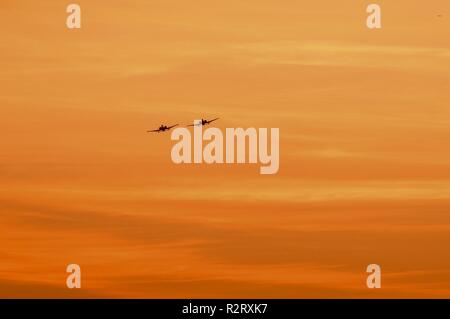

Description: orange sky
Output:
[1,0,450,298]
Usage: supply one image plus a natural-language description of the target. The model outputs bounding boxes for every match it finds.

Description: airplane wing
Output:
[167,124,179,130]
[147,129,160,132]
[207,118,219,123]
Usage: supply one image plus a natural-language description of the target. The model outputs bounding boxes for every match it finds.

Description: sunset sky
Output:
[1,0,450,298]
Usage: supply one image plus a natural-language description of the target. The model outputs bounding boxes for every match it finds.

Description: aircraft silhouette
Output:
[147,124,178,133]
[188,118,220,127]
